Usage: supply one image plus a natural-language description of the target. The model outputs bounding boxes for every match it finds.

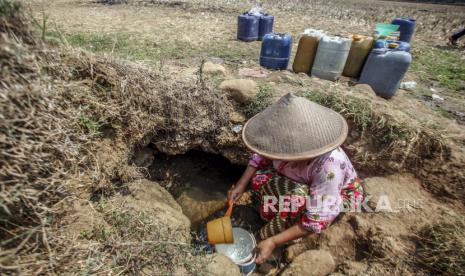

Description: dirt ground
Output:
[5,0,465,274]
[30,0,465,121]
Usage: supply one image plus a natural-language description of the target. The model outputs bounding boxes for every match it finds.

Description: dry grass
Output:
[124,0,465,39]
[76,201,203,275]
[415,213,465,275]
[0,0,86,266]
[299,89,447,166]
[0,1,233,273]
[0,1,92,273]
[60,55,232,149]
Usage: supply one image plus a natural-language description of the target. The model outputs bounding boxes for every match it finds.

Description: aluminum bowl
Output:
[214,227,256,264]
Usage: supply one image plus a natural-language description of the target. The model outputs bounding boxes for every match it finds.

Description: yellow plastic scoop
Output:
[207,200,234,244]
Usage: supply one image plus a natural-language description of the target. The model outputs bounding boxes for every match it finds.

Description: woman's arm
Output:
[228,165,257,202]
[255,224,309,264]
[236,165,257,190]
[270,223,310,245]
[229,153,271,202]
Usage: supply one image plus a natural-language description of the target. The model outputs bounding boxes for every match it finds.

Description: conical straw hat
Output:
[242,93,348,161]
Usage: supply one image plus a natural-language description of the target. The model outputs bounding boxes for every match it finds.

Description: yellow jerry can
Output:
[292,29,325,74]
[342,35,374,78]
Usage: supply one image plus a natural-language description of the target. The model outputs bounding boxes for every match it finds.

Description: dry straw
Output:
[1,1,229,273]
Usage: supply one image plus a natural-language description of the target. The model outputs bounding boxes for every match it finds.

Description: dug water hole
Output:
[145,150,246,226]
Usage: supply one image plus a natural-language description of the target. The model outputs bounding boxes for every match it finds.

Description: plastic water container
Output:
[237,13,259,42]
[343,35,374,78]
[391,17,416,43]
[260,33,292,70]
[374,39,411,52]
[239,258,256,275]
[293,29,325,74]
[215,228,257,275]
[312,36,352,81]
[258,14,274,40]
[359,48,412,99]
[376,23,400,38]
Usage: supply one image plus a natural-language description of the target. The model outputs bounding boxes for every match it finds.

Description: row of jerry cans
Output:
[237,12,274,41]
[259,30,412,99]
[237,14,414,43]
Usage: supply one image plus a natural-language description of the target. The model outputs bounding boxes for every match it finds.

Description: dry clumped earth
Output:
[1,0,465,275]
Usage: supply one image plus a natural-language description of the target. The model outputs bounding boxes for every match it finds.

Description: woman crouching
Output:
[227,93,364,264]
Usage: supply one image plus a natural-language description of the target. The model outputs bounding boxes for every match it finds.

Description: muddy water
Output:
[177,187,227,225]
[147,150,265,260]
[149,151,245,225]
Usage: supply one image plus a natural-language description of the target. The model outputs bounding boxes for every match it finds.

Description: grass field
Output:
[36,0,465,121]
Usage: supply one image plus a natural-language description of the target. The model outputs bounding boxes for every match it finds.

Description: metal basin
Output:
[214,227,256,264]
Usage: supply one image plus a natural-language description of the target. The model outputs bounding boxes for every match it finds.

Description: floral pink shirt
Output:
[249,147,361,233]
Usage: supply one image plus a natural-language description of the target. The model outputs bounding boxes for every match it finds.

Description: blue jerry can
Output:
[391,17,416,43]
[258,14,274,40]
[237,13,259,42]
[260,33,292,70]
[359,48,412,99]
[373,39,411,52]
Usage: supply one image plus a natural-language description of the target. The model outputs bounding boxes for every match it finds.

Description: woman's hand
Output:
[228,165,257,202]
[255,238,277,264]
[255,225,310,264]
[227,184,245,202]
